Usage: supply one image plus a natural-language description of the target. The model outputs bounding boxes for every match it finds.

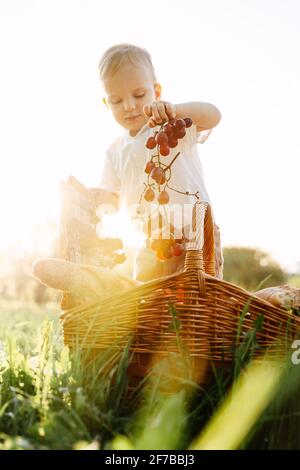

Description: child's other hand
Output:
[143,101,177,127]
[89,188,119,211]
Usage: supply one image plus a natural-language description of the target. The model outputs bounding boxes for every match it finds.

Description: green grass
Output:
[1,298,300,450]
[289,275,300,288]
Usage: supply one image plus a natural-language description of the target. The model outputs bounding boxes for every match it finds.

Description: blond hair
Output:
[98,43,157,83]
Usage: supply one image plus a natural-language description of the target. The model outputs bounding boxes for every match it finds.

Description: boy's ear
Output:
[102,97,110,110]
[154,83,162,99]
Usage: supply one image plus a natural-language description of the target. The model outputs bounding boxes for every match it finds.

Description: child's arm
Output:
[175,102,221,131]
[143,101,221,132]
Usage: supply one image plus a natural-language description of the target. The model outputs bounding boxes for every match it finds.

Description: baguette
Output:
[32,258,137,300]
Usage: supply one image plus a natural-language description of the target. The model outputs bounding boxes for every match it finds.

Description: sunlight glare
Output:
[99,210,145,249]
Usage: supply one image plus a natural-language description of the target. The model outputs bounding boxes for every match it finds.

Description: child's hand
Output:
[89,188,119,212]
[143,101,177,127]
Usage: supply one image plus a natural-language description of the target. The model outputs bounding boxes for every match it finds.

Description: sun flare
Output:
[99,210,145,249]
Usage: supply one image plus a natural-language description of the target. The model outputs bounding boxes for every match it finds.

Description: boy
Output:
[98,43,223,281]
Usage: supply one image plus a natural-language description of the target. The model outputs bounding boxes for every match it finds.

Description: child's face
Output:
[103,63,160,137]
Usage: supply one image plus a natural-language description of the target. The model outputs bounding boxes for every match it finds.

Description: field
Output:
[1,298,300,450]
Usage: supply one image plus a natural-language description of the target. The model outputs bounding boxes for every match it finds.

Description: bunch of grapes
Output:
[145,117,193,157]
[143,117,193,205]
[140,116,193,261]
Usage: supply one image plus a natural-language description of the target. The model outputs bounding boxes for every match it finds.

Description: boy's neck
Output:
[129,129,139,137]
[127,124,148,138]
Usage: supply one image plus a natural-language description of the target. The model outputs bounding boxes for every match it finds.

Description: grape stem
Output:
[165,185,200,199]
[164,152,181,171]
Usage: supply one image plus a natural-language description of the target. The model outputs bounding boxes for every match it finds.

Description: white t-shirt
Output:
[100,123,213,235]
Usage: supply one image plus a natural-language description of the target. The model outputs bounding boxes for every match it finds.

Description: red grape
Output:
[174,127,186,139]
[150,167,165,184]
[174,118,186,130]
[173,243,183,256]
[158,190,170,205]
[156,131,168,145]
[168,137,178,148]
[159,144,170,156]
[146,136,157,149]
[160,173,166,185]
[144,161,155,174]
[184,117,193,128]
[163,123,174,136]
[144,187,155,202]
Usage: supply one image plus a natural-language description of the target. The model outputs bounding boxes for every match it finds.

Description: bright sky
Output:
[0,0,299,271]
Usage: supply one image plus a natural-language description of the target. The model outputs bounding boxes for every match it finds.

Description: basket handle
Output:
[184,201,216,278]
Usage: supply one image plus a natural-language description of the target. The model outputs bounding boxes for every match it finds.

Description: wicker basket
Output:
[60,185,300,386]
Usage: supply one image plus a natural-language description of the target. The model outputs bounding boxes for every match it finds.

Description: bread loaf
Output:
[32,258,137,301]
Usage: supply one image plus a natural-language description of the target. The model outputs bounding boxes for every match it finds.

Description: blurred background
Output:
[0,0,299,306]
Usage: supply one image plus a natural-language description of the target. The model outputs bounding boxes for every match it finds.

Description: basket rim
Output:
[60,266,296,323]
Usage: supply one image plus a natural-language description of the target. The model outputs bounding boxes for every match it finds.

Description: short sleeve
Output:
[187,124,212,145]
[196,128,212,144]
[99,148,121,195]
